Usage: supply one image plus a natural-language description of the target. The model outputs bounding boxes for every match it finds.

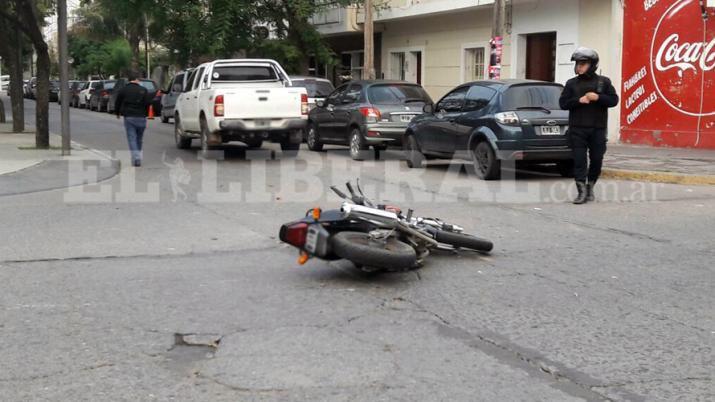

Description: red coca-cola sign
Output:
[621,0,715,148]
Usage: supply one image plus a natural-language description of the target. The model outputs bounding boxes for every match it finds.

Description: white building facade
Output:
[314,0,624,141]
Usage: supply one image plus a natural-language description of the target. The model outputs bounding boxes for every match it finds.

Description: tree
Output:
[0,0,25,132]
[253,1,372,75]
[102,39,132,77]
[0,0,55,148]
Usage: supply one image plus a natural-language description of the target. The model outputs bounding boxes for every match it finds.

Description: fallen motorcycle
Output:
[279,180,494,273]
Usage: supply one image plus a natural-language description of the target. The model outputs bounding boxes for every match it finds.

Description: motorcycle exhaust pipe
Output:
[341,203,400,226]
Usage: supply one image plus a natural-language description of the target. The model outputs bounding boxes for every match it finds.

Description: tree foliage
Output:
[70,0,370,74]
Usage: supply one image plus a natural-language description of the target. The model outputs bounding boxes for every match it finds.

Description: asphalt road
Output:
[1,100,713,401]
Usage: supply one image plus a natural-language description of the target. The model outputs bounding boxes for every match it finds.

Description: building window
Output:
[341,51,364,81]
[465,47,486,81]
[308,56,328,78]
[311,1,341,25]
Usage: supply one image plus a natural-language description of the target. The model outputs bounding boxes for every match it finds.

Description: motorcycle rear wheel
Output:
[332,232,417,271]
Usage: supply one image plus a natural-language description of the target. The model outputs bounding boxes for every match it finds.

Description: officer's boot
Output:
[573,181,588,204]
[586,181,596,202]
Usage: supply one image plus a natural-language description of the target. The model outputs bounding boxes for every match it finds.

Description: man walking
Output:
[559,47,619,204]
[115,72,154,167]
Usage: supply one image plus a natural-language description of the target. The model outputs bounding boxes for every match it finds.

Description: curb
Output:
[601,168,715,186]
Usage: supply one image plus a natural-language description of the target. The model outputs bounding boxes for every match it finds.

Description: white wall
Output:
[510,0,581,85]
[511,0,623,141]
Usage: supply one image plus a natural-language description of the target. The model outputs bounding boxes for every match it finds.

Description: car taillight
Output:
[360,107,381,123]
[280,222,308,248]
[301,93,309,115]
[214,94,224,117]
[495,111,520,126]
[101,90,108,97]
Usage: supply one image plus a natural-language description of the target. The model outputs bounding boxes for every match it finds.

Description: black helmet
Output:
[571,47,599,75]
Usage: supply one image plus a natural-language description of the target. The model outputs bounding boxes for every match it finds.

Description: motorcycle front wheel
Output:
[434,230,493,253]
[331,232,417,271]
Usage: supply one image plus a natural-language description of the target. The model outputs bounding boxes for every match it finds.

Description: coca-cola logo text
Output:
[655,34,715,75]
[650,0,714,116]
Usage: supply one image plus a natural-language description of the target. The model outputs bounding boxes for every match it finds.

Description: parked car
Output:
[49,80,61,102]
[1,75,9,92]
[57,80,77,105]
[288,76,335,111]
[160,69,193,123]
[26,77,37,98]
[306,80,432,160]
[404,79,572,180]
[88,80,116,112]
[29,79,61,101]
[69,81,87,107]
[108,78,162,115]
[173,58,307,155]
[78,80,101,109]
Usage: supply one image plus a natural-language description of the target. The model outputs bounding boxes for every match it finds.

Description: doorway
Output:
[390,50,423,85]
[526,32,556,82]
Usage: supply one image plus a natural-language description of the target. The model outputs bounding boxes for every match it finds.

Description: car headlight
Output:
[495,111,520,126]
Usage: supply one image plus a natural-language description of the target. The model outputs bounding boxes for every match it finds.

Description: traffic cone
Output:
[147,104,155,120]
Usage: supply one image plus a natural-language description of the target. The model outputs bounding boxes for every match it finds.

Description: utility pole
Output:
[489,0,506,80]
[363,0,376,80]
[58,0,71,155]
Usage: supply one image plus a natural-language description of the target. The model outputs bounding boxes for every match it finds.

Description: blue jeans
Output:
[124,117,147,163]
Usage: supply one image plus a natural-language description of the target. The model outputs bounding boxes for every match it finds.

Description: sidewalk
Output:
[0,123,120,196]
[602,144,715,185]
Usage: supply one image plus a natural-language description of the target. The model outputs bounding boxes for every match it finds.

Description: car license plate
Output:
[255,120,269,128]
[400,115,415,123]
[305,226,319,254]
[540,126,561,135]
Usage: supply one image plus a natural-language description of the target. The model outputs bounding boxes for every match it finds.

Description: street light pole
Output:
[58,0,71,155]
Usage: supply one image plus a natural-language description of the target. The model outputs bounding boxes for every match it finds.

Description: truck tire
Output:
[433,230,493,253]
[200,117,218,159]
[174,115,192,149]
[332,231,417,271]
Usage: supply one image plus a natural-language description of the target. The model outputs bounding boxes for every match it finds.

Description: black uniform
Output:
[559,74,619,183]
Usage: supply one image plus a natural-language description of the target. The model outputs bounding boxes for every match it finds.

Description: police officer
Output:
[559,48,619,204]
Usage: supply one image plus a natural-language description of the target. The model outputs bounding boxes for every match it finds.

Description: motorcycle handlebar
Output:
[331,186,348,199]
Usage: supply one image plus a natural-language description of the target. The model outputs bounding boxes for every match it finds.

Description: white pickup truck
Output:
[173,59,308,156]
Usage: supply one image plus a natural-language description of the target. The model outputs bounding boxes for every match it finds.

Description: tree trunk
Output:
[15,0,50,147]
[10,23,25,132]
[34,45,50,148]
[128,32,141,73]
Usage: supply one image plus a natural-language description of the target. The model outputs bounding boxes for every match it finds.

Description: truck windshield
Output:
[502,85,563,110]
[212,66,278,81]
